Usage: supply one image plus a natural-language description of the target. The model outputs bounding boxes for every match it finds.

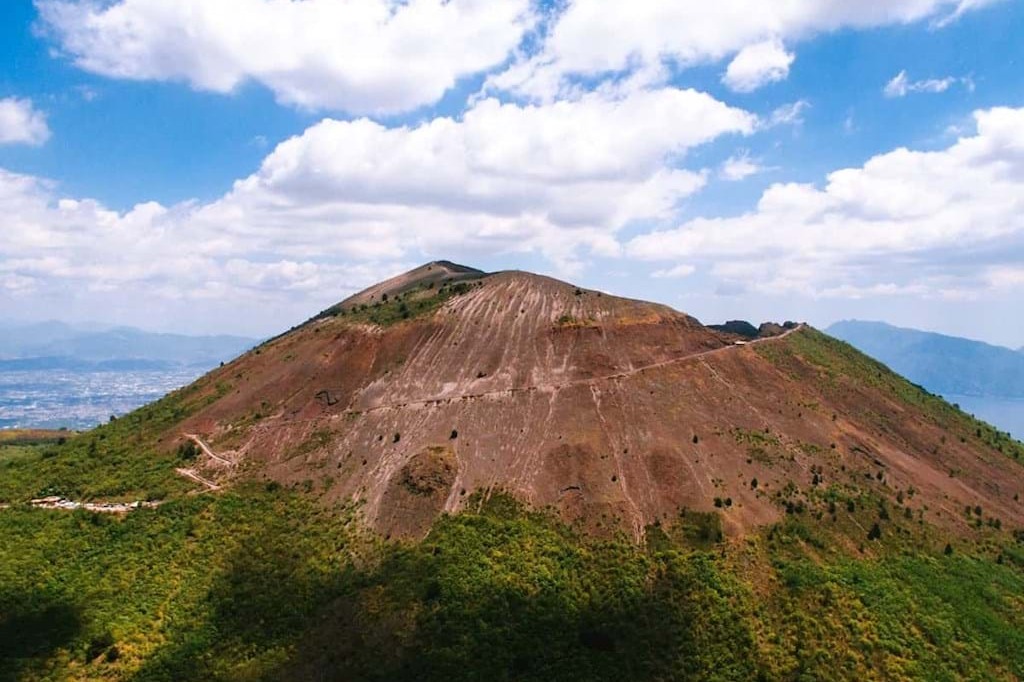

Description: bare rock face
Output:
[757,322,787,338]
[377,445,458,538]
[171,262,1024,540]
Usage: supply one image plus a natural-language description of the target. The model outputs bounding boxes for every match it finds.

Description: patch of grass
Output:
[732,427,781,449]
[288,428,335,460]
[554,314,596,329]
[758,328,1024,464]
[733,427,784,465]
[0,429,72,446]
[322,280,482,327]
[0,443,49,465]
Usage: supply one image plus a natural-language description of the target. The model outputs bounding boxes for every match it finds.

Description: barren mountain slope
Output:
[166,263,1024,539]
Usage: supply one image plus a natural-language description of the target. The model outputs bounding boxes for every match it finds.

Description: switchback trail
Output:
[184,433,235,466]
[175,467,221,491]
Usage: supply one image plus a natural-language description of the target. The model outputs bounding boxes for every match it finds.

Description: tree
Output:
[178,441,199,461]
[944,543,954,556]
[867,522,882,541]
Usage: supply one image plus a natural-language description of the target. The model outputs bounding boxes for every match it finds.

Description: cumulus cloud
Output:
[722,39,794,93]
[0,86,754,312]
[0,98,51,145]
[37,0,535,114]
[719,153,763,181]
[768,100,810,127]
[883,70,964,97]
[196,87,754,273]
[627,106,1024,299]
[651,264,696,279]
[0,164,408,331]
[489,0,998,99]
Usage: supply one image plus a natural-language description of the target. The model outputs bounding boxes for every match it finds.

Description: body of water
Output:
[944,394,1024,441]
[0,367,210,430]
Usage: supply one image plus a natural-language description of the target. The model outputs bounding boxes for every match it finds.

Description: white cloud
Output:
[722,39,794,93]
[652,264,696,279]
[0,86,755,312]
[0,163,405,331]
[768,100,810,127]
[627,106,1024,299]
[720,153,763,181]
[0,98,51,145]
[490,0,999,99]
[934,0,1004,27]
[37,0,535,114]
[195,87,754,271]
[883,70,962,97]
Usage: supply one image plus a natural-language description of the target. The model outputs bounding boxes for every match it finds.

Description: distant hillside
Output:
[0,321,257,370]
[827,320,1024,399]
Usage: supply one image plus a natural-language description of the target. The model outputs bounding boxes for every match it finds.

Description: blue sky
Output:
[2,0,1024,347]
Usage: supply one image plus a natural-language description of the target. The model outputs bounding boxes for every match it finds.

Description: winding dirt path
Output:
[345,325,805,415]
[175,467,221,491]
[184,433,236,466]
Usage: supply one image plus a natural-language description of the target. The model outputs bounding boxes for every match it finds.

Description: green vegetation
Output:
[0,430,70,446]
[758,328,1024,462]
[554,313,596,329]
[0,379,230,504]
[732,427,784,466]
[1,469,1023,681]
[322,280,481,327]
[0,486,360,682]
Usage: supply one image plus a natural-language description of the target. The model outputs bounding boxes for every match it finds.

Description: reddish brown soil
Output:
[171,264,1024,539]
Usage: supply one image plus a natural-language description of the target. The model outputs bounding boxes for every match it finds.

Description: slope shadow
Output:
[125,510,757,681]
[270,550,762,682]
[0,591,83,682]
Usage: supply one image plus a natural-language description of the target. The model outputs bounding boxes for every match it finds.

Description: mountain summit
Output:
[160,262,1023,539]
[5,263,1024,681]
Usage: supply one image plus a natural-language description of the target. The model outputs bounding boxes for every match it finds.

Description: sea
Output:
[944,394,1024,441]
[0,367,211,431]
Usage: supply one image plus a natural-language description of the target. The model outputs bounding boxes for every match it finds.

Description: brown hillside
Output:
[169,263,1024,539]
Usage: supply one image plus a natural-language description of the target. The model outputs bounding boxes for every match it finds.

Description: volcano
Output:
[168,262,1023,539]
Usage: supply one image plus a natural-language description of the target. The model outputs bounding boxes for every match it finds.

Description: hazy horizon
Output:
[4,295,1024,351]
[3,1,1024,346]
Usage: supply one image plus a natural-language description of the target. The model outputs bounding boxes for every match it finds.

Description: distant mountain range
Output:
[827,320,1024,399]
[0,321,257,371]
